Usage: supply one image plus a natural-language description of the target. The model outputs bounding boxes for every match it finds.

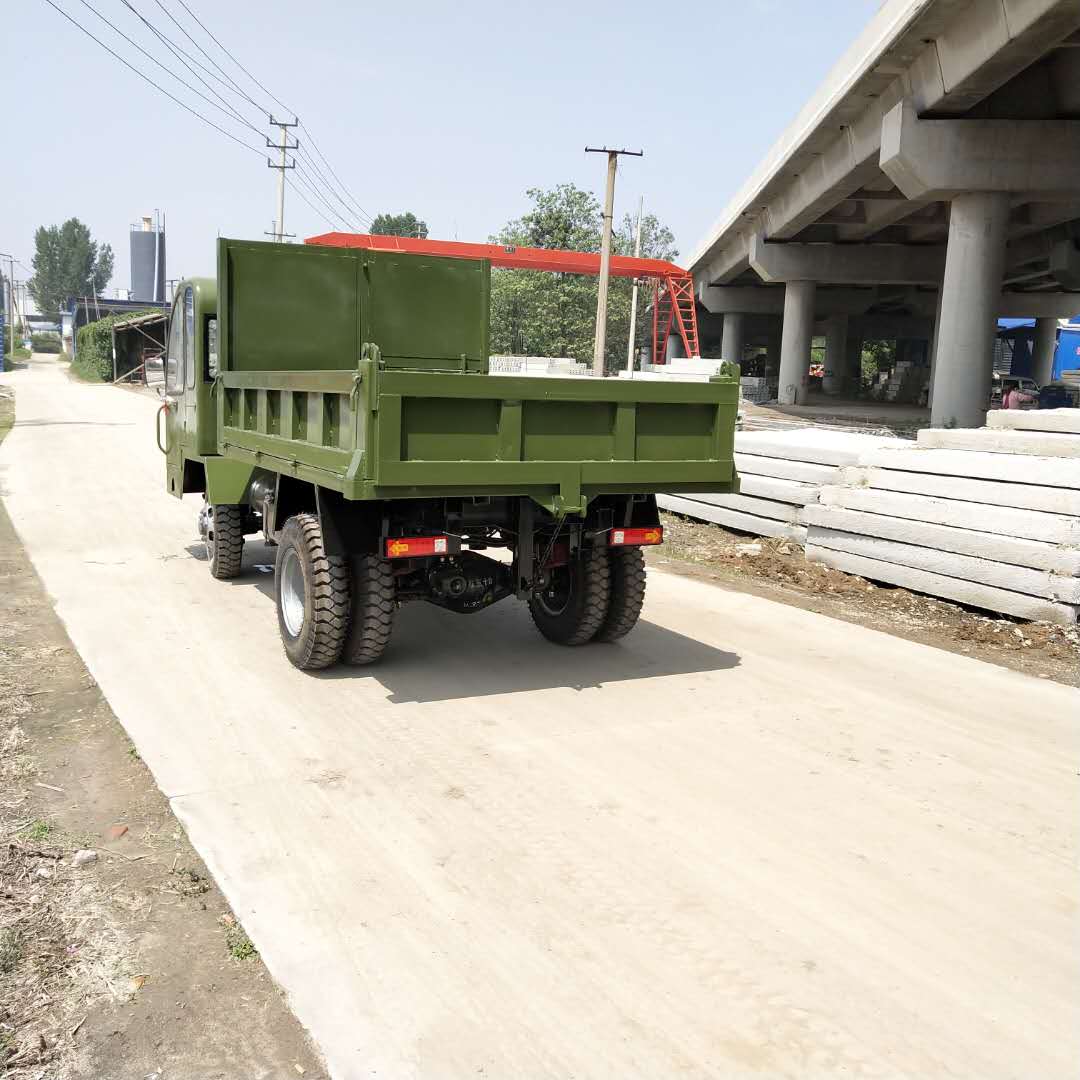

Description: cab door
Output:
[162,291,186,497]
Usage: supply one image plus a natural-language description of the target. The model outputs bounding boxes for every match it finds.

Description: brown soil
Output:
[652,512,1080,687]
[0,496,328,1079]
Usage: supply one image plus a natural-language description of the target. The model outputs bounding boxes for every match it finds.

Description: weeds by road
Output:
[655,512,1080,686]
[0,385,13,444]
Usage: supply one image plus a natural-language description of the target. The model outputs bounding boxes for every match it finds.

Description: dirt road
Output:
[2,357,1077,1079]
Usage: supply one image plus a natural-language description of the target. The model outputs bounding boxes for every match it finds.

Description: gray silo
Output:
[130,215,167,303]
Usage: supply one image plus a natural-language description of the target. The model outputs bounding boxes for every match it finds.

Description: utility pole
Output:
[626,195,644,373]
[0,253,15,371]
[267,115,299,243]
[585,146,642,376]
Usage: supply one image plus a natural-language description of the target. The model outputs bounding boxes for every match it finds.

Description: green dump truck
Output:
[156,239,739,669]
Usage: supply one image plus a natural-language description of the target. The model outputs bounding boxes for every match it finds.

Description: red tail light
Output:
[609,526,663,547]
[385,535,451,558]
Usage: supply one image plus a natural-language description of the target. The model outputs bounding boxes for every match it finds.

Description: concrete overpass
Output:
[689,0,1080,427]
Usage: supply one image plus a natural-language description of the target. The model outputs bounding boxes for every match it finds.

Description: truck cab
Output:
[160,277,218,498]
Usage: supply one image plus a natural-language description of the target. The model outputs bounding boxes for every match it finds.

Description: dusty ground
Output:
[0,491,327,1075]
[739,397,928,437]
[4,357,1079,1078]
[654,511,1080,687]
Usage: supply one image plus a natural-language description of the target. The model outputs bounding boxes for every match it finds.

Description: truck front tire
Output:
[205,503,245,580]
[596,548,647,642]
[343,555,395,665]
[275,514,350,670]
[528,546,610,645]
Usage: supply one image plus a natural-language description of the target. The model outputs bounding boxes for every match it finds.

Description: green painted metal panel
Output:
[205,457,257,504]
[368,255,489,373]
[201,238,739,510]
[219,240,362,372]
[635,402,716,461]
[403,396,500,461]
[522,400,616,462]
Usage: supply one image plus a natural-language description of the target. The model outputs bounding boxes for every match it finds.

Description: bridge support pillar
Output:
[930,192,1009,429]
[778,280,816,405]
[822,315,849,396]
[1034,317,1058,386]
[721,313,745,366]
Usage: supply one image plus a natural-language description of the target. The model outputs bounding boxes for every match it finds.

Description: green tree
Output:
[370,211,429,239]
[489,184,679,371]
[861,339,896,386]
[28,218,114,316]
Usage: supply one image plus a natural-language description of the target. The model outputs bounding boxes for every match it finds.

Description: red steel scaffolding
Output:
[305,232,701,366]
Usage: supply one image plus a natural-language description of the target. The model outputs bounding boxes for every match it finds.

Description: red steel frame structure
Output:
[305,232,701,366]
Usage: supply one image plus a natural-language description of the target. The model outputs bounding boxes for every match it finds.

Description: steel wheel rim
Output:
[280,547,307,638]
[536,564,573,617]
[204,509,215,563]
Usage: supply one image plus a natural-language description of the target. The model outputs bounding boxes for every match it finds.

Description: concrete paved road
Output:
[2,357,1078,1079]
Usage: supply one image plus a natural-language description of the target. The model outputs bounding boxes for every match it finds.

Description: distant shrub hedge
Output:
[31,332,61,353]
[72,311,156,381]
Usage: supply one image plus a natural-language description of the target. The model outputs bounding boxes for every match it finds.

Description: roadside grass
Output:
[20,819,51,842]
[220,915,257,961]
[68,350,106,383]
[0,387,13,445]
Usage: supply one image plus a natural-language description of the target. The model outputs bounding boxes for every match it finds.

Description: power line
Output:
[40,0,265,158]
[173,0,293,116]
[119,0,263,132]
[162,0,373,233]
[298,126,373,227]
[285,175,339,231]
[70,0,263,140]
[294,146,367,230]
[292,160,351,230]
[45,0,373,239]
[151,0,265,112]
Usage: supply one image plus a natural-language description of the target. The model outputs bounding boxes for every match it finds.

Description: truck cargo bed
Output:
[218,360,738,515]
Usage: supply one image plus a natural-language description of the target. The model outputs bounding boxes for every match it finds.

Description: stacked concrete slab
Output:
[490,356,590,377]
[659,428,897,544]
[617,357,727,384]
[804,409,1080,625]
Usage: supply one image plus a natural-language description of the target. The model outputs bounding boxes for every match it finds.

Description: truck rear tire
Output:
[596,548,647,642]
[274,514,350,670]
[343,555,395,665]
[528,546,610,645]
[206,503,245,580]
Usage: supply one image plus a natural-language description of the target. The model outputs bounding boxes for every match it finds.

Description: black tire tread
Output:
[529,546,610,646]
[343,555,396,665]
[278,514,350,670]
[209,504,244,580]
[596,547,647,642]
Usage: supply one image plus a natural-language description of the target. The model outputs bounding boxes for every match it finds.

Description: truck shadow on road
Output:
[214,543,741,703]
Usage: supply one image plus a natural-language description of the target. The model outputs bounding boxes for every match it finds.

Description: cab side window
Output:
[165,297,184,392]
[184,287,196,389]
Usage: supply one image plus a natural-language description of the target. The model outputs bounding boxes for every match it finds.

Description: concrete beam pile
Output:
[659,429,897,545]
[804,413,1080,625]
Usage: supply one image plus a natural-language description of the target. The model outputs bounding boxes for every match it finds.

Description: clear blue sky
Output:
[3,0,880,302]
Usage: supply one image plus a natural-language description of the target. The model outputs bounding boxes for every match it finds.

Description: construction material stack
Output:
[804,409,1080,625]
[659,428,897,544]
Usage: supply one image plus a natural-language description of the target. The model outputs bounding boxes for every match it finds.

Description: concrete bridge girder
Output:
[698,284,939,318]
[748,232,946,286]
[880,98,1080,202]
